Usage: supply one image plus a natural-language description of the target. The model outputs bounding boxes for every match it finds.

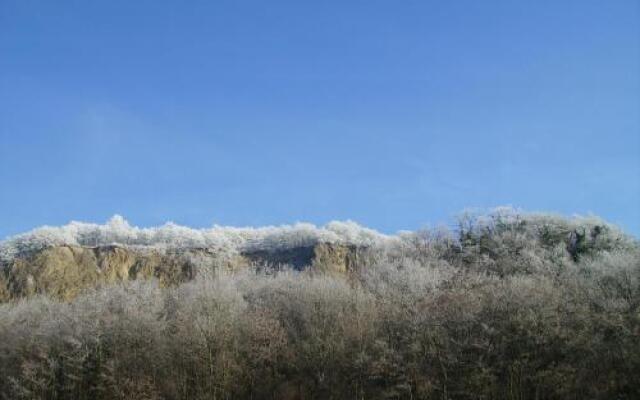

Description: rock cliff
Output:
[0,242,362,301]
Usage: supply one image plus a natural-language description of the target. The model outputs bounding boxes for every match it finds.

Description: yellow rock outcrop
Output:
[0,243,360,301]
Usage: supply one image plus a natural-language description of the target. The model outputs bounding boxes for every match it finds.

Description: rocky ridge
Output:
[0,242,363,301]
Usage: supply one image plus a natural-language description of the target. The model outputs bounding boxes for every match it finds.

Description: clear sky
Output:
[1,0,639,238]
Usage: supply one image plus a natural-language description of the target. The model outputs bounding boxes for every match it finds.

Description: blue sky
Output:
[1,0,639,238]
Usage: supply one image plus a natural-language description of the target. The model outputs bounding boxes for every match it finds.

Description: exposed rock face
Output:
[0,242,361,301]
[243,242,361,273]
[311,242,361,273]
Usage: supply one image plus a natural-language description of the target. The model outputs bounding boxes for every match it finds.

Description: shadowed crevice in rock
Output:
[242,245,316,270]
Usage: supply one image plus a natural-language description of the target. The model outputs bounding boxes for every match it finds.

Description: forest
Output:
[0,208,638,399]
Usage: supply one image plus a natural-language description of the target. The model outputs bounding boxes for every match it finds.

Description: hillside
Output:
[0,217,388,301]
[0,208,638,399]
